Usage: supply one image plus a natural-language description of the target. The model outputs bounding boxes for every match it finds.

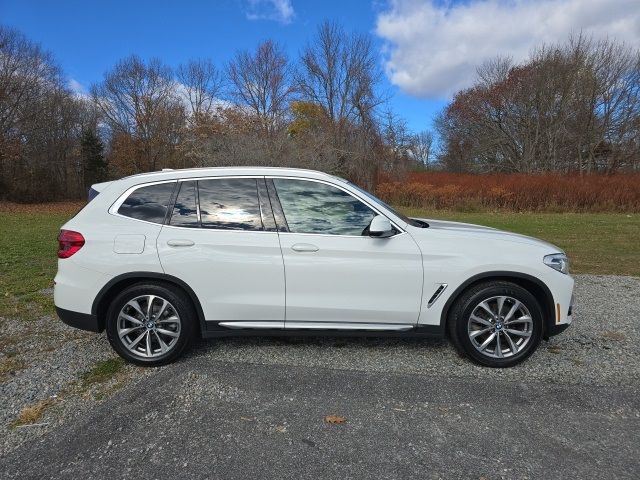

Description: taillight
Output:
[57,230,85,258]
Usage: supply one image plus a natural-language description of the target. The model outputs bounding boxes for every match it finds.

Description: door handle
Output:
[167,239,195,247]
[291,243,319,253]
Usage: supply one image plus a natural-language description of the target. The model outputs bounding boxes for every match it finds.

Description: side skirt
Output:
[201,322,445,339]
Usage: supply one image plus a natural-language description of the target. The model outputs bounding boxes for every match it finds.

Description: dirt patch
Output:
[0,201,84,214]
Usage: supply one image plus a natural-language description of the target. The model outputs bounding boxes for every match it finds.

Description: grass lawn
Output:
[401,209,639,277]
[0,207,78,319]
[0,203,637,319]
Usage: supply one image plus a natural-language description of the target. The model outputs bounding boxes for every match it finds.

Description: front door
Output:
[157,177,285,327]
[268,177,423,329]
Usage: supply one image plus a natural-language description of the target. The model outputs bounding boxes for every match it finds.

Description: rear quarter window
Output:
[87,187,100,202]
[117,182,176,224]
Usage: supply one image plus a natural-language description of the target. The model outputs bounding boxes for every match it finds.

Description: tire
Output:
[106,282,196,367]
[447,281,543,368]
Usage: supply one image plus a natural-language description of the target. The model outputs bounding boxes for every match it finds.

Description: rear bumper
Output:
[56,307,101,333]
[54,259,111,318]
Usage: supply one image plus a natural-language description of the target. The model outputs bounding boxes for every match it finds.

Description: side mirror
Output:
[368,215,394,238]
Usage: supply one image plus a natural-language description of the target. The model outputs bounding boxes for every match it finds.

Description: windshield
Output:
[346,181,423,227]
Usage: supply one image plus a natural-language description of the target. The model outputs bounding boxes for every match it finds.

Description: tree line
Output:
[437,35,640,174]
[1,22,432,201]
[1,24,638,202]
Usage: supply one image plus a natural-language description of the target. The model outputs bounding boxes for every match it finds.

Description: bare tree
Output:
[476,56,513,87]
[296,21,382,127]
[91,55,186,173]
[293,22,385,186]
[177,58,224,122]
[226,40,293,134]
[0,26,91,200]
[437,35,640,173]
[411,130,434,168]
[0,26,62,139]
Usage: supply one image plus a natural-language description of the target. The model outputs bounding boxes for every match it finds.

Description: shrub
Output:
[375,173,640,212]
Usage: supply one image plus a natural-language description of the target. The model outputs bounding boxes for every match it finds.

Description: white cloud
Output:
[244,0,295,24]
[68,78,89,98]
[376,0,640,98]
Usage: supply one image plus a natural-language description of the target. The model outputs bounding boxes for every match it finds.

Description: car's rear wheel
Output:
[106,283,196,366]
[448,281,543,367]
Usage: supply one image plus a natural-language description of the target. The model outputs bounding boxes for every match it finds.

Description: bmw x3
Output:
[55,167,574,367]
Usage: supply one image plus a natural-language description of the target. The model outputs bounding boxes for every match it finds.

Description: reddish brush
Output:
[375,173,640,212]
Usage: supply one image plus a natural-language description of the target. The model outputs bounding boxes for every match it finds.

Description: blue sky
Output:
[2,0,637,133]
[0,0,445,133]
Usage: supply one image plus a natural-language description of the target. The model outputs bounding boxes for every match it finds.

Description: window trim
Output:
[257,178,278,231]
[108,180,178,226]
[266,176,405,238]
[110,176,276,233]
[168,180,200,228]
[265,178,289,232]
[108,175,403,237]
[163,175,276,233]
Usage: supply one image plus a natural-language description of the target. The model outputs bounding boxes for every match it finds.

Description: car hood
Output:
[412,218,562,252]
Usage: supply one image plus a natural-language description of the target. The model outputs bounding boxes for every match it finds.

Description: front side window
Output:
[118,182,175,224]
[198,178,262,231]
[272,179,376,236]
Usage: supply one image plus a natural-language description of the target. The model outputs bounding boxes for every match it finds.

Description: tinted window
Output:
[273,179,376,235]
[170,181,199,227]
[198,178,262,231]
[118,182,175,224]
[347,181,421,227]
[87,187,99,202]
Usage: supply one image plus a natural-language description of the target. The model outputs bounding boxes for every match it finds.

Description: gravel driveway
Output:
[1,274,639,476]
[183,274,640,386]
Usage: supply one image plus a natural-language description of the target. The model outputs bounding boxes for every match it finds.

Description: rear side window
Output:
[170,181,199,227]
[198,178,262,231]
[117,182,175,224]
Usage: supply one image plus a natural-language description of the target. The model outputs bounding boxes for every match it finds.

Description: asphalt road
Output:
[1,357,638,479]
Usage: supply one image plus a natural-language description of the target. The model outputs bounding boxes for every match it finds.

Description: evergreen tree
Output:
[81,129,107,189]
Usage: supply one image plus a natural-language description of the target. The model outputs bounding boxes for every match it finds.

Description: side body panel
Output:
[54,206,166,315]
[409,227,575,327]
[278,232,423,325]
[156,226,285,324]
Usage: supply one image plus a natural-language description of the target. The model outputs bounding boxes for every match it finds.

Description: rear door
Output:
[157,177,285,327]
[268,177,423,330]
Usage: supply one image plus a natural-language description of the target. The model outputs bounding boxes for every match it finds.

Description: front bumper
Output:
[545,322,570,337]
[545,293,573,339]
[56,307,101,333]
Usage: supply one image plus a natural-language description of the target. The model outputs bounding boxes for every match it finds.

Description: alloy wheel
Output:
[116,294,181,358]
[467,295,533,359]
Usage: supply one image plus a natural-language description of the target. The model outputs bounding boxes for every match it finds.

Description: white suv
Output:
[55,167,574,367]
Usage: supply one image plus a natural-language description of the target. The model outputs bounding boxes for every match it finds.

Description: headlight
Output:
[543,253,569,274]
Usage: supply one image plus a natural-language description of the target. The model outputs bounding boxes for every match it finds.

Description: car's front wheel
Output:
[448,281,543,367]
[106,282,196,366]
